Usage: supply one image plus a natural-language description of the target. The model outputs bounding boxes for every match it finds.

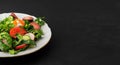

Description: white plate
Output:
[0,13,52,57]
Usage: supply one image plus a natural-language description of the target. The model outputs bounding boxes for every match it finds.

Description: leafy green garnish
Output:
[35,17,45,26]
[0,32,12,48]
[0,40,11,52]
[24,20,34,31]
[29,29,44,39]
[14,34,23,46]
[0,16,14,32]
[9,49,17,55]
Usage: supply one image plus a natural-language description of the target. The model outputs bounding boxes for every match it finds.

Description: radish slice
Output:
[23,16,33,22]
[30,22,40,30]
[25,33,35,40]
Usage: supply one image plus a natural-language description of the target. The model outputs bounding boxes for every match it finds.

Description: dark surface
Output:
[0,0,120,65]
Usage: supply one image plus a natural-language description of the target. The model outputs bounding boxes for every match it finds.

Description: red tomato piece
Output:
[10,27,27,38]
[15,44,27,50]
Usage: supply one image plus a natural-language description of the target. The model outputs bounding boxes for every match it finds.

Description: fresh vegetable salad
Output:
[0,12,45,54]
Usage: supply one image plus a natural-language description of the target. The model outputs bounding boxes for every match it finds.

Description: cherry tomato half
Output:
[10,27,27,38]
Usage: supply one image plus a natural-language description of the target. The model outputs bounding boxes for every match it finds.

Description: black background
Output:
[0,0,120,65]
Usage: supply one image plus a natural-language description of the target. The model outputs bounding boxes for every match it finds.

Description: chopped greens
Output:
[0,16,14,32]
[35,17,45,26]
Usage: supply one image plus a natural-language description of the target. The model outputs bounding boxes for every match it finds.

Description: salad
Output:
[0,12,45,54]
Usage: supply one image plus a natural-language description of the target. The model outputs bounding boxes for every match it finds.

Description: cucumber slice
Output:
[23,35,30,40]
